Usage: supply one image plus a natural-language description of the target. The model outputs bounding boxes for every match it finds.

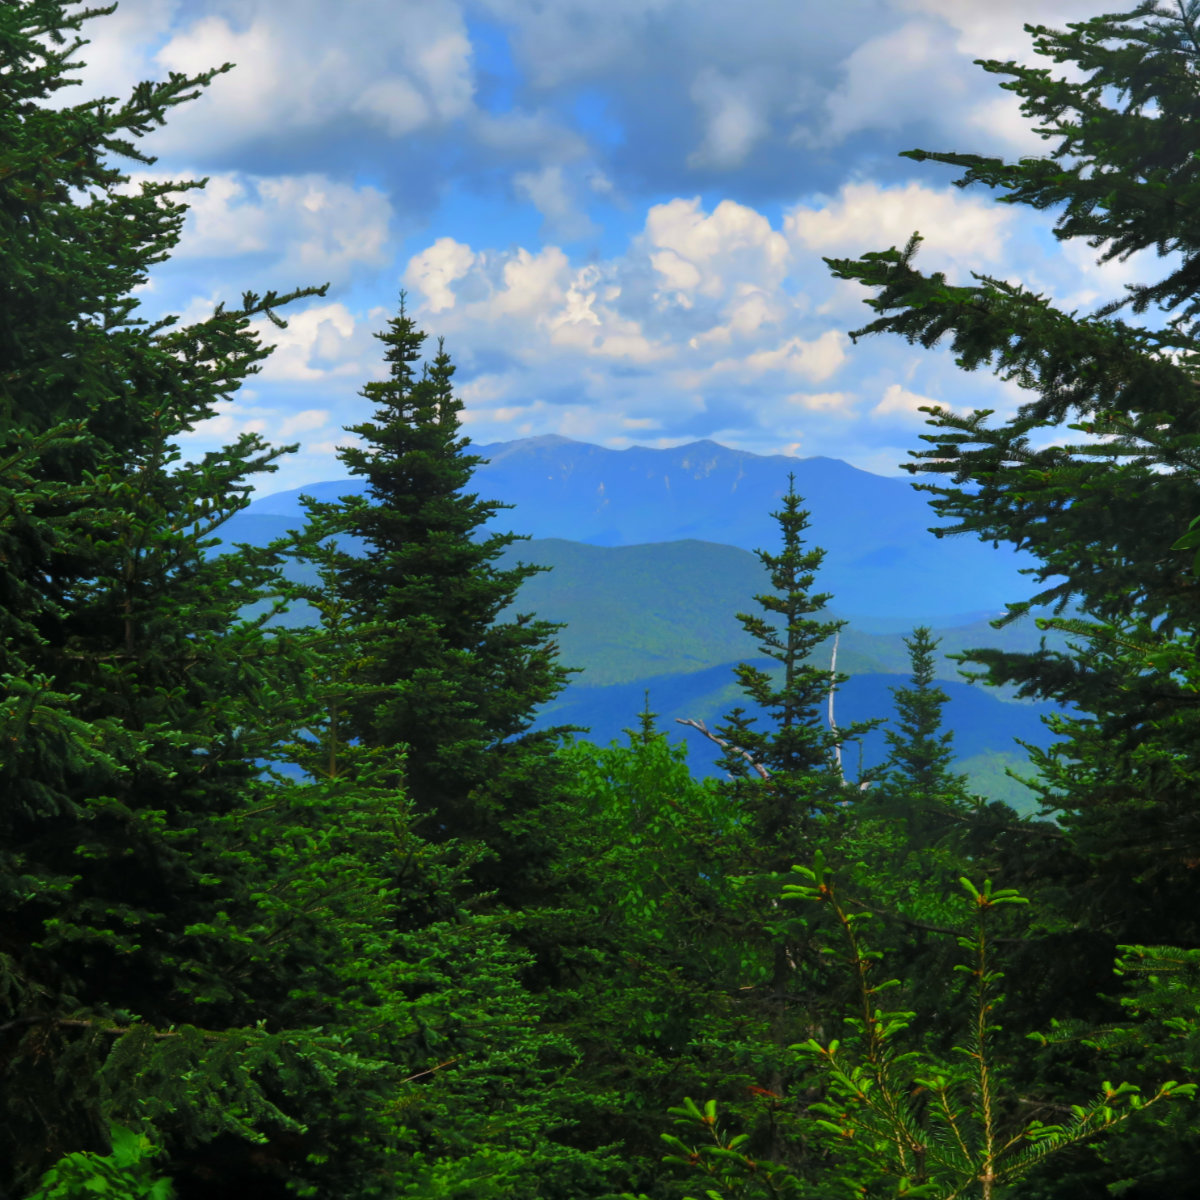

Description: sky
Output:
[36,0,1188,495]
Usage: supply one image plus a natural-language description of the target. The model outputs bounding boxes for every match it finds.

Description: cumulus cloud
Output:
[644,197,790,304]
[38,0,1149,493]
[784,179,1018,276]
[895,0,1103,70]
[871,382,941,420]
[278,408,332,437]
[404,237,477,311]
[104,169,394,295]
[138,0,476,153]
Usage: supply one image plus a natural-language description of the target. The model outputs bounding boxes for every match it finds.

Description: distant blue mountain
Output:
[228,435,1041,622]
[218,438,1072,809]
[538,660,1061,811]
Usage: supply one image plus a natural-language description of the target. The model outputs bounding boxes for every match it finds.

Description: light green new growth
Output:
[625,855,1194,1200]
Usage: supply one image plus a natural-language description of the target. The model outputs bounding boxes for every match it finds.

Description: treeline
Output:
[4,2,1200,1198]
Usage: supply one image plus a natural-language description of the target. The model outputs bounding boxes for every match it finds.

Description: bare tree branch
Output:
[675,717,771,780]
[828,631,844,784]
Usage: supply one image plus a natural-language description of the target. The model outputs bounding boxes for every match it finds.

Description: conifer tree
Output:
[819,2,1200,1193]
[671,479,886,1176]
[0,6,615,1197]
[0,1,375,1186]
[820,1,1200,949]
[878,625,972,841]
[714,474,881,866]
[300,294,575,910]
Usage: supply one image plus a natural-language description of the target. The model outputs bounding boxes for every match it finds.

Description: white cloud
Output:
[351,76,432,137]
[106,169,394,293]
[741,330,847,382]
[805,20,967,147]
[688,285,787,347]
[785,180,1018,276]
[490,246,571,317]
[644,197,790,304]
[404,237,477,311]
[894,0,1102,71]
[239,301,379,383]
[871,381,942,420]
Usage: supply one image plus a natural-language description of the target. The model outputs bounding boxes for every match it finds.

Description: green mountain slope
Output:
[245,535,1067,811]
[500,538,1075,696]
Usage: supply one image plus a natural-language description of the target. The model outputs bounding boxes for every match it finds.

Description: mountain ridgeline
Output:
[232,434,1038,623]
[224,436,1071,810]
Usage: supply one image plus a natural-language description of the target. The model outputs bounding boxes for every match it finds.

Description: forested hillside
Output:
[5,3,1200,1199]
[233,529,1072,808]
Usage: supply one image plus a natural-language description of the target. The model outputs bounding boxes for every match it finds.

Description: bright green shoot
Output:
[629,855,1193,1200]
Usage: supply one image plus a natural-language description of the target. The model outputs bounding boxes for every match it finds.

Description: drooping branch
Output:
[675,717,771,780]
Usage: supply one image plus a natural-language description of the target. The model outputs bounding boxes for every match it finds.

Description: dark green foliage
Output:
[711,475,882,871]
[819,0,1200,948]
[0,4,610,1197]
[880,628,969,812]
[297,293,576,910]
[623,869,1193,1200]
[859,625,980,857]
[11,2,1200,1198]
[809,2,1200,1194]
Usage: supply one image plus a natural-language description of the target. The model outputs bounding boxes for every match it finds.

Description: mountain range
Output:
[220,436,1076,812]
[235,435,1045,624]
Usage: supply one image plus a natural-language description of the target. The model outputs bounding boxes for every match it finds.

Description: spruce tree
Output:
[673,478,885,1176]
[0,1,385,1186]
[819,3,1200,1193]
[0,6,615,1197]
[878,625,972,841]
[820,1,1200,948]
[715,473,881,865]
[300,294,575,910]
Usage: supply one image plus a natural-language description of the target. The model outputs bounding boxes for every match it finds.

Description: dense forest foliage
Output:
[4,1,1200,1196]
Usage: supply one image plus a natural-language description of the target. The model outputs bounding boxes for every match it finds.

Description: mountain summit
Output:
[229,436,1040,621]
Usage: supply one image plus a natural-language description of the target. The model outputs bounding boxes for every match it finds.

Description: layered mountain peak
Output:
[231,436,1038,620]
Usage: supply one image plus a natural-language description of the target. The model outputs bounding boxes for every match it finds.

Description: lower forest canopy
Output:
[4,1,1200,1198]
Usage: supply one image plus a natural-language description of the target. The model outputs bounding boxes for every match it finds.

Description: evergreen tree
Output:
[0,6,614,1197]
[819,2,1200,1193]
[300,294,575,909]
[877,625,972,841]
[715,473,881,866]
[0,1,375,1187]
[820,1,1200,947]
[667,479,887,1178]
[551,726,754,1197]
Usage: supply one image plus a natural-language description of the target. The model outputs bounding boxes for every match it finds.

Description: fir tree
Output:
[671,478,886,1176]
[878,625,972,841]
[300,293,576,909]
[0,1,366,1186]
[820,2,1200,947]
[0,6,614,1197]
[714,474,881,865]
[819,2,1200,1193]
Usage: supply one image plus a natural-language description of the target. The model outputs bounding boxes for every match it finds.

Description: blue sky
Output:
[44,0,1185,494]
